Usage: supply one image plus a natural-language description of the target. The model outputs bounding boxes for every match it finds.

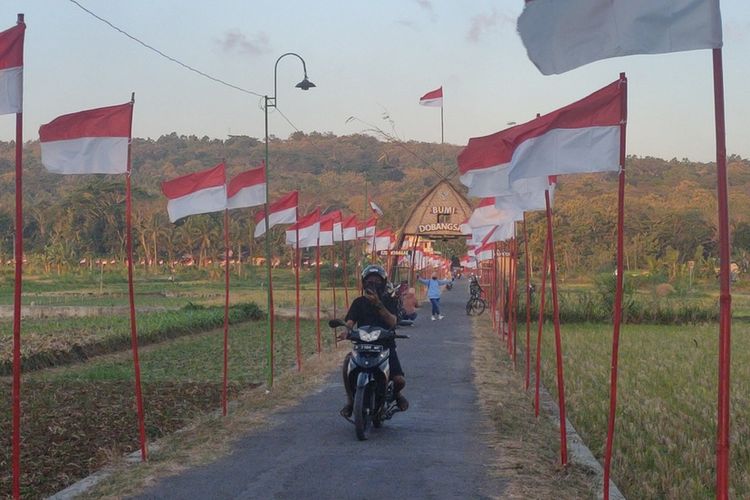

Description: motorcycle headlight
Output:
[358,329,382,342]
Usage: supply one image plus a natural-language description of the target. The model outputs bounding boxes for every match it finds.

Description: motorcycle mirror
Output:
[328,319,346,328]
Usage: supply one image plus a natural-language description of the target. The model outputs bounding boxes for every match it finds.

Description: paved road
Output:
[136,283,506,499]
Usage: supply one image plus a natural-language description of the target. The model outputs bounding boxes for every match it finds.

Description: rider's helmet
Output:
[361,264,388,295]
[361,264,387,282]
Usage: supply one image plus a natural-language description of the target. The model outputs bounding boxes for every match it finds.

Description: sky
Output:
[1,0,749,162]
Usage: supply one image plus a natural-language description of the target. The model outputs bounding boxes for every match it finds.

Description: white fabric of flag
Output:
[518,0,722,75]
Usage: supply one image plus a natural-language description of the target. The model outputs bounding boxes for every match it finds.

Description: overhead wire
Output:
[67,0,264,98]
[67,0,458,179]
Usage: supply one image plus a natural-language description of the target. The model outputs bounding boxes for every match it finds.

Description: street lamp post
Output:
[263,53,315,388]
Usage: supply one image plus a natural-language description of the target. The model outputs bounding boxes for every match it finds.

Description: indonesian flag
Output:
[319,211,342,246]
[458,79,623,197]
[161,163,226,223]
[494,176,556,213]
[419,87,443,107]
[285,208,320,248]
[0,22,24,115]
[227,163,265,210]
[480,223,516,246]
[475,242,495,262]
[468,198,522,230]
[39,102,133,175]
[369,200,384,217]
[254,191,298,238]
[460,256,477,269]
[368,229,394,252]
[340,214,358,241]
[518,0,722,76]
[357,216,377,239]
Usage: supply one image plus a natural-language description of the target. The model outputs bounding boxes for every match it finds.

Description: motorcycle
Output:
[329,318,409,441]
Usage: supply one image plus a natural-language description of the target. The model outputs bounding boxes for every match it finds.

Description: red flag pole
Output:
[603,72,628,500]
[341,240,349,309]
[499,244,506,341]
[295,221,302,371]
[222,208,229,416]
[316,240,321,355]
[711,48,732,500]
[534,231,549,417]
[545,189,568,465]
[330,247,337,326]
[523,214,532,391]
[11,14,25,498]
[508,236,517,368]
[124,95,147,461]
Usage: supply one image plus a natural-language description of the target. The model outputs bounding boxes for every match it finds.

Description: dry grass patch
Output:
[472,317,596,499]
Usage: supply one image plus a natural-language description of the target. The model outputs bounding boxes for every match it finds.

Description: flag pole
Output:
[330,247,337,326]
[712,48,732,500]
[222,208,229,416]
[342,239,349,308]
[316,239,321,355]
[545,189,568,465]
[508,235,518,369]
[534,231,549,417]
[295,218,302,371]
[603,72,628,500]
[11,14,25,498]
[124,94,147,461]
[523,213,532,391]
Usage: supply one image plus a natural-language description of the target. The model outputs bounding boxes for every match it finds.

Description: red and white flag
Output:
[458,79,623,197]
[254,191,298,238]
[357,216,377,239]
[227,163,265,210]
[285,208,321,248]
[468,198,522,230]
[367,229,394,253]
[340,214,358,241]
[480,223,516,246]
[518,0,722,76]
[319,210,342,246]
[494,176,556,213]
[39,102,133,175]
[369,200,384,217]
[419,87,443,107]
[475,242,495,262]
[0,22,24,115]
[161,163,226,223]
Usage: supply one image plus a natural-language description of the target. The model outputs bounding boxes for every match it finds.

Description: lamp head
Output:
[295,76,316,91]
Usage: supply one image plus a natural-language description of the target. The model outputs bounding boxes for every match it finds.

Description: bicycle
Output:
[466,279,486,316]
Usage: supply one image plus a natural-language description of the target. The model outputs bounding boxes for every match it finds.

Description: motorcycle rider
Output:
[339,264,409,417]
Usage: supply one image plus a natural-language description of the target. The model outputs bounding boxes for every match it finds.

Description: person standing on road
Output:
[418,272,453,320]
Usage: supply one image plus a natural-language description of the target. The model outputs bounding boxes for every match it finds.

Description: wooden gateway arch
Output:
[389,179,473,282]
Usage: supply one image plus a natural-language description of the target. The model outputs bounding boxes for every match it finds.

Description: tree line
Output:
[0,133,748,278]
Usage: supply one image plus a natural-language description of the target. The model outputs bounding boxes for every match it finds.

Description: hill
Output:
[0,133,748,276]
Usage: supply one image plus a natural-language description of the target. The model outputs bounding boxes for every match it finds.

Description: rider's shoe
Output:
[395,393,409,411]
[340,403,353,418]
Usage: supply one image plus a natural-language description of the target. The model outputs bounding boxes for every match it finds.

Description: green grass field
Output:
[1,315,335,497]
[535,321,749,498]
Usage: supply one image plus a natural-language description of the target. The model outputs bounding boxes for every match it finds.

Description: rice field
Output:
[535,321,750,498]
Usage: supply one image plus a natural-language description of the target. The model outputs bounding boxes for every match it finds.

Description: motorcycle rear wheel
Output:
[354,385,374,440]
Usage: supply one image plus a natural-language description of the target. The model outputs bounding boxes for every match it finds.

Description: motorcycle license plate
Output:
[353,344,383,352]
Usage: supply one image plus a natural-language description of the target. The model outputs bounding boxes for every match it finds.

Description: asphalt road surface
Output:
[136,282,506,499]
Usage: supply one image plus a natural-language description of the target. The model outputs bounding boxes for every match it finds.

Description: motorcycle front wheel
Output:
[354,384,374,441]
